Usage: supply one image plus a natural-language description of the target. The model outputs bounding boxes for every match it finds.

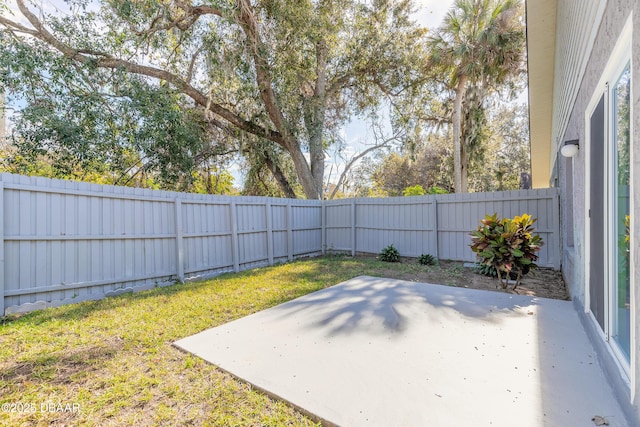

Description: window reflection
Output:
[613,63,630,361]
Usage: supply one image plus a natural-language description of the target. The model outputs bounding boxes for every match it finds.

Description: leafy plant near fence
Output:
[379,244,400,262]
[474,262,518,280]
[418,253,438,266]
[469,213,544,290]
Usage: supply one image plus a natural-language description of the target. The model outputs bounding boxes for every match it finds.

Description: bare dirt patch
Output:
[358,255,569,301]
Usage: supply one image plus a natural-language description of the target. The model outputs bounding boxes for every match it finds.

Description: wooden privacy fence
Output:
[0,173,560,315]
[324,188,560,269]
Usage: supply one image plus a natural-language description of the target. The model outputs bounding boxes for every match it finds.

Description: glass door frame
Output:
[606,59,632,369]
[584,14,633,385]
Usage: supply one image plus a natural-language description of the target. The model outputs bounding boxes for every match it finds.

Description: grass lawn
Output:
[0,255,457,426]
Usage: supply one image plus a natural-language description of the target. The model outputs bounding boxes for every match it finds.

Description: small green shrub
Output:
[427,185,449,195]
[418,253,438,266]
[403,185,426,196]
[379,244,400,262]
[474,262,518,280]
[475,262,498,278]
[469,213,544,289]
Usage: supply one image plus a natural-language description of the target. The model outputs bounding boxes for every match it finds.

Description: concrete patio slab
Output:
[174,276,629,427]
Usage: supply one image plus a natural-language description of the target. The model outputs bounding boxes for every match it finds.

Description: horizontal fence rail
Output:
[0,172,560,315]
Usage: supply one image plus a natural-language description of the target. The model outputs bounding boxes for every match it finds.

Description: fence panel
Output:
[0,173,322,315]
[324,202,352,252]
[435,188,560,267]
[324,188,560,269]
[0,172,560,316]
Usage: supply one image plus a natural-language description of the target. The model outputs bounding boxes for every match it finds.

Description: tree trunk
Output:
[461,130,469,193]
[301,39,328,200]
[290,145,321,199]
[311,40,328,199]
[309,129,325,199]
[263,155,297,198]
[453,75,468,193]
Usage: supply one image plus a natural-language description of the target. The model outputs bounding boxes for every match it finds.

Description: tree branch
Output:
[173,1,224,18]
[9,0,285,147]
[235,0,293,147]
[129,1,223,37]
[263,155,296,198]
[186,44,205,84]
[0,15,39,36]
[329,130,402,199]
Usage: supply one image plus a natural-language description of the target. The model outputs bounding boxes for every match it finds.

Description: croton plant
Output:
[469,213,544,290]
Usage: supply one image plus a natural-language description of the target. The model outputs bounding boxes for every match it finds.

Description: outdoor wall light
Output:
[560,139,579,158]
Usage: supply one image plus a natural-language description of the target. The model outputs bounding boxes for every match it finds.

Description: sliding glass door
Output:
[586,19,632,370]
[610,63,631,361]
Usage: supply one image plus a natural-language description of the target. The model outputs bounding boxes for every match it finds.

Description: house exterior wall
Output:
[555,0,640,422]
[550,0,606,181]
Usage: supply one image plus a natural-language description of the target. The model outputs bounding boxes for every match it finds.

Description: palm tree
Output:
[428,0,525,193]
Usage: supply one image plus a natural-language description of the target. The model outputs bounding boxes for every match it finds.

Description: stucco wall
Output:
[556,0,639,421]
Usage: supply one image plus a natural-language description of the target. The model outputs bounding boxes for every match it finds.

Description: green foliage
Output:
[620,214,631,271]
[403,185,426,196]
[191,169,237,195]
[624,214,631,248]
[1,0,429,199]
[418,253,438,266]
[474,262,518,279]
[0,30,221,190]
[427,186,449,195]
[378,244,400,263]
[475,262,498,278]
[469,213,544,289]
[369,142,453,197]
[428,0,526,192]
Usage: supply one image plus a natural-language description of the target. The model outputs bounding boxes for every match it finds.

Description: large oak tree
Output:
[1,0,428,199]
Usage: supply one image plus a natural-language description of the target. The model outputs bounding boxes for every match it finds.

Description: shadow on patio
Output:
[175,276,629,427]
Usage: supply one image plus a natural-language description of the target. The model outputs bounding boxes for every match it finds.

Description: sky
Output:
[324,0,456,187]
[415,0,456,28]
[1,0,458,186]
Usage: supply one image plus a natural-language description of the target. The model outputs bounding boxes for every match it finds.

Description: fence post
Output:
[321,202,326,254]
[230,201,240,272]
[552,190,561,270]
[431,198,439,259]
[0,182,4,316]
[351,199,356,256]
[174,198,185,283]
[286,202,293,261]
[266,202,274,265]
